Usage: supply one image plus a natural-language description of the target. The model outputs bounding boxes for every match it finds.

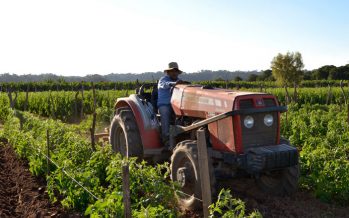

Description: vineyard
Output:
[3,87,349,122]
[1,80,349,92]
[1,82,349,217]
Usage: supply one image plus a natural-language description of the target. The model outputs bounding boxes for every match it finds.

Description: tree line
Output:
[0,70,260,83]
[246,63,349,82]
[1,51,348,85]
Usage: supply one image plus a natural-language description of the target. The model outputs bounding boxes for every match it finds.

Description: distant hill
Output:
[0,70,261,83]
[2,64,349,83]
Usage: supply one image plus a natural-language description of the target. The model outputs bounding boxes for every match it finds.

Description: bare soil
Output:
[225,178,349,218]
[182,178,349,218]
[0,139,80,217]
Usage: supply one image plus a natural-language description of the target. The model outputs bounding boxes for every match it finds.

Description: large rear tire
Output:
[109,108,143,157]
[170,140,216,211]
[256,164,300,196]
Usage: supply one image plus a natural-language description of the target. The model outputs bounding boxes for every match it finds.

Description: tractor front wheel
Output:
[109,108,143,157]
[256,164,300,196]
[170,140,216,211]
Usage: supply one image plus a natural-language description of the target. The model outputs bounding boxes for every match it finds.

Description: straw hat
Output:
[164,62,182,74]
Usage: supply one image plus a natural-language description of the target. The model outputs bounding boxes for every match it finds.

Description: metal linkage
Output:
[175,190,203,202]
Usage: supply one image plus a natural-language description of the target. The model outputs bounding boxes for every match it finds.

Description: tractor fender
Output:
[114,94,162,149]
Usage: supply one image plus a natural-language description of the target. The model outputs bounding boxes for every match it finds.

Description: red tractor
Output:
[109,83,299,210]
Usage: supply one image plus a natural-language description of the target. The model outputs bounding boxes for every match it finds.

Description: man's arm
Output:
[158,77,177,89]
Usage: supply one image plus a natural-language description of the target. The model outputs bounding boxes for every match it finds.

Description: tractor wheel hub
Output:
[177,167,189,188]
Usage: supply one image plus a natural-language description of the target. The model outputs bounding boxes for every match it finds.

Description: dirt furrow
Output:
[226,178,349,218]
[0,139,79,217]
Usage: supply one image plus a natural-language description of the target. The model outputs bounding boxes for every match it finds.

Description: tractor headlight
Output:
[244,116,254,128]
[264,114,274,127]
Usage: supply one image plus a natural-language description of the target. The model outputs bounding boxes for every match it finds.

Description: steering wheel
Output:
[170,81,191,94]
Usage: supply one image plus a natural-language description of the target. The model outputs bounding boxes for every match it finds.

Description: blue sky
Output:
[0,0,348,75]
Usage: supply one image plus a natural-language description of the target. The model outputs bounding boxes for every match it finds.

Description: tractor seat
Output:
[140,93,152,102]
[136,83,159,114]
[151,84,158,113]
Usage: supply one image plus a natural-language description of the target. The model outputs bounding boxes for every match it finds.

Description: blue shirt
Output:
[157,75,178,107]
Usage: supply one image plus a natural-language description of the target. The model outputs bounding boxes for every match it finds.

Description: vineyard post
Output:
[293,82,298,103]
[107,90,110,108]
[285,92,288,124]
[197,128,212,218]
[7,87,12,108]
[14,91,18,109]
[284,85,291,104]
[48,91,54,118]
[340,80,347,105]
[80,82,84,119]
[326,85,332,105]
[46,129,50,176]
[90,82,97,151]
[347,81,349,124]
[74,91,79,121]
[122,162,131,218]
[24,85,29,111]
[7,87,18,109]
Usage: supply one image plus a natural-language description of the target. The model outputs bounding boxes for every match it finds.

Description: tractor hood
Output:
[171,84,277,119]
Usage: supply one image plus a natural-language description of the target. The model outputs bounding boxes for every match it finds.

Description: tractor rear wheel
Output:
[256,164,300,196]
[109,108,143,157]
[170,140,216,211]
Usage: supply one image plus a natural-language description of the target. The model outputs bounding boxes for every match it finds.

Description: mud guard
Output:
[114,95,162,149]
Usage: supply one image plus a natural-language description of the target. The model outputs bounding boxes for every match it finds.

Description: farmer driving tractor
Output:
[157,62,184,148]
[110,62,299,210]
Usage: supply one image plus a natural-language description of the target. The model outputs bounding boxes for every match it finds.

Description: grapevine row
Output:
[2,87,348,123]
[0,104,259,217]
[1,80,349,92]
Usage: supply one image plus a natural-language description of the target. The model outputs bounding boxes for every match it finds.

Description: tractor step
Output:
[143,148,165,155]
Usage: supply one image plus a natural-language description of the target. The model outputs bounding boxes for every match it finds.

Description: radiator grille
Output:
[240,112,278,150]
[239,99,254,109]
[263,98,276,107]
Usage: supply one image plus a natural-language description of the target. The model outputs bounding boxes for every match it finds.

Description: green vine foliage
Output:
[0,80,346,92]
[281,103,349,203]
[209,189,262,218]
[0,93,11,121]
[4,90,130,122]
[0,86,348,123]
[1,110,179,217]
